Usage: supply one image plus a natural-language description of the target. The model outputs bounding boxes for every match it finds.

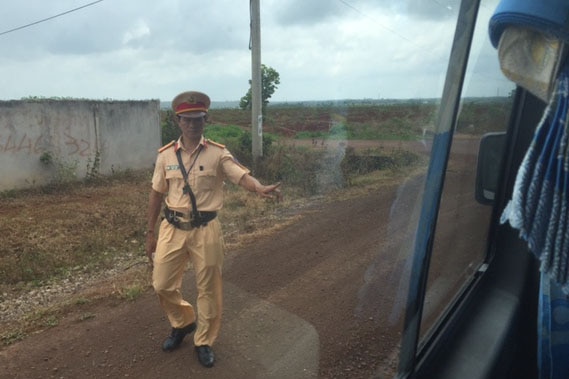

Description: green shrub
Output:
[161,110,178,144]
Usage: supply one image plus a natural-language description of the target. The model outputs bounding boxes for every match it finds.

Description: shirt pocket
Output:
[165,169,184,182]
[195,169,217,191]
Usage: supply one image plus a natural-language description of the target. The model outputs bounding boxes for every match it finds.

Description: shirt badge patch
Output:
[166,165,180,171]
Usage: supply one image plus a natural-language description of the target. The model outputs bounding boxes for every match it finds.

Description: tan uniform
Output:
[151,136,249,346]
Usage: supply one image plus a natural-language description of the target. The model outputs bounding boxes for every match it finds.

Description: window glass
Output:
[224,2,460,377]
[419,0,515,343]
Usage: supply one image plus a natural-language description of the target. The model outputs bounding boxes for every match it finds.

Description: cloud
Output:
[272,0,345,25]
[0,0,508,101]
[374,0,459,20]
[259,3,459,100]
[122,19,151,45]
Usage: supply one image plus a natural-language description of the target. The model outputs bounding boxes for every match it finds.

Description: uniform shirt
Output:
[152,136,250,213]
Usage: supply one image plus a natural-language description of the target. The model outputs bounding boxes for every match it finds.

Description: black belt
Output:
[164,207,217,230]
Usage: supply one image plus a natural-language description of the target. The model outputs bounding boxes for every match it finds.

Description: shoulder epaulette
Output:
[206,139,225,149]
[158,140,175,153]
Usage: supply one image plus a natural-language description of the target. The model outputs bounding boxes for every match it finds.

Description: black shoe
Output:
[195,345,215,368]
[161,322,196,352]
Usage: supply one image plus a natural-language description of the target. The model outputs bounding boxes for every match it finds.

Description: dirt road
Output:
[0,177,419,379]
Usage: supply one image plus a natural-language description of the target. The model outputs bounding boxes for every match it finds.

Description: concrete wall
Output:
[0,99,161,191]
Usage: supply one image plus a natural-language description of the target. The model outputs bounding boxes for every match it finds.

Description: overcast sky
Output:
[0,0,512,103]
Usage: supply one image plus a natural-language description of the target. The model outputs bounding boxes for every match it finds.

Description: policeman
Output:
[145,90,281,368]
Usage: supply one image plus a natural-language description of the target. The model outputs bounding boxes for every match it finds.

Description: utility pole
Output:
[250,0,262,158]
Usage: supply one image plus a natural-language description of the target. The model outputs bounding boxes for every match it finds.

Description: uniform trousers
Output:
[152,217,224,347]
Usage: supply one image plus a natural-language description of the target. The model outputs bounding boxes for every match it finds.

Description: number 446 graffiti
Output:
[0,131,91,157]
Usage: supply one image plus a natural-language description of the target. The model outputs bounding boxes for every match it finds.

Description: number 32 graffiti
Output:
[0,131,91,157]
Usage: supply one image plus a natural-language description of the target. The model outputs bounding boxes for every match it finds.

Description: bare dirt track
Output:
[0,177,414,379]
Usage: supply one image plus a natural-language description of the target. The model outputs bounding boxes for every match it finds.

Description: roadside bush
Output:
[340,146,420,185]
[205,124,243,141]
[254,144,323,193]
[227,131,276,169]
[390,149,420,168]
[160,110,178,144]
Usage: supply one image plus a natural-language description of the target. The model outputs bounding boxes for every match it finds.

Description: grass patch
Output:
[1,329,26,346]
[74,298,90,305]
[120,285,144,301]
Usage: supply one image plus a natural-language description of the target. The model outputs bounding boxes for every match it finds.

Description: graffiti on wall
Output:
[0,99,159,191]
[0,131,92,157]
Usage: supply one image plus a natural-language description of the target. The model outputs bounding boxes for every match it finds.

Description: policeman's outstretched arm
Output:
[239,174,282,201]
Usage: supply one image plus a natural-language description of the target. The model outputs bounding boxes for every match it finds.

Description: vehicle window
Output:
[252,2,462,377]
[418,0,515,344]
[232,2,464,377]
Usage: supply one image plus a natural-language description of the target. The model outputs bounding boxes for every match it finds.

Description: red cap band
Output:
[175,102,208,115]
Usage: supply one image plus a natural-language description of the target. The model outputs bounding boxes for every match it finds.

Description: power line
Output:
[0,0,105,37]
[336,0,458,53]
[336,0,418,46]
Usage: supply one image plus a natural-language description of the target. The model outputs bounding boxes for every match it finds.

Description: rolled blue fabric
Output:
[489,0,569,48]
[501,64,569,293]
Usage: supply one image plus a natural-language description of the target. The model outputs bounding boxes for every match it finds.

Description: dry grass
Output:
[0,172,151,286]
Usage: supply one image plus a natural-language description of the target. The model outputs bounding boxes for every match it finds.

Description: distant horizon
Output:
[161,95,511,110]
[0,95,510,109]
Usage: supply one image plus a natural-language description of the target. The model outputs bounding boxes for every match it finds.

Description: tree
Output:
[239,64,280,115]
